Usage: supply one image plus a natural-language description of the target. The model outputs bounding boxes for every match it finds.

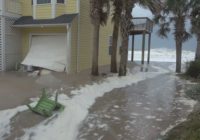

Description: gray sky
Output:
[130,5,196,51]
[132,5,153,18]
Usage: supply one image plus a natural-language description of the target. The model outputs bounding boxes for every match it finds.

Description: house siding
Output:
[78,0,92,71]
[99,15,113,66]
[4,17,22,70]
[5,0,22,15]
[20,0,32,16]
[78,0,116,71]
[0,16,4,71]
[56,4,65,17]
[19,0,78,18]
[66,0,77,14]
[35,4,52,19]
[70,16,78,73]
[15,0,121,73]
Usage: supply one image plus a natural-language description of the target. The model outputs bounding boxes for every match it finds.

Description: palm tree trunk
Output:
[195,33,200,60]
[91,24,100,76]
[176,39,182,73]
[119,36,129,76]
[111,22,119,73]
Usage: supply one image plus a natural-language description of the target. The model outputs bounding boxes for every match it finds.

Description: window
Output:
[37,0,51,4]
[57,0,65,3]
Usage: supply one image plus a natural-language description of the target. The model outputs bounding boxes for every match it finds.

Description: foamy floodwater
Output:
[128,48,195,63]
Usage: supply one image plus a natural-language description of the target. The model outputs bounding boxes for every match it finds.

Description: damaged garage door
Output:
[22,35,69,72]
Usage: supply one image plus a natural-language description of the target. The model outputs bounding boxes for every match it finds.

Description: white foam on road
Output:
[19,66,167,140]
[160,118,187,136]
[0,106,28,139]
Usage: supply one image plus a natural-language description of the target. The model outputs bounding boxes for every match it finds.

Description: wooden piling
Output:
[147,33,151,64]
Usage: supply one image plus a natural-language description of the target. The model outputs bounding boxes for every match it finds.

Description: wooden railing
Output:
[132,17,153,33]
[6,0,22,15]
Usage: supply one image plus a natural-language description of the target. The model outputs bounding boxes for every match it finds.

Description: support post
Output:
[131,35,134,62]
[141,32,145,65]
[147,33,151,64]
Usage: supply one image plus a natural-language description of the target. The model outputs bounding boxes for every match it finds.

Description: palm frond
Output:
[138,0,163,14]
[157,23,171,38]
[90,0,110,26]
[182,31,192,42]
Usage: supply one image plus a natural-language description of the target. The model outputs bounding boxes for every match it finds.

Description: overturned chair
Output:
[27,89,65,117]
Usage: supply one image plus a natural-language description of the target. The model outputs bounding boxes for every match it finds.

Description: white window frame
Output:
[34,0,66,5]
[36,0,51,5]
[56,0,65,4]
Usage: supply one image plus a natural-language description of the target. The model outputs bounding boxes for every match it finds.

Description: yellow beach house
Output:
[0,0,121,73]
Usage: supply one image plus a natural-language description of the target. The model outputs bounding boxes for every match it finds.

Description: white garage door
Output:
[22,35,69,72]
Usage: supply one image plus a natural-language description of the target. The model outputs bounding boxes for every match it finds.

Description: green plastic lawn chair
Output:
[27,89,65,117]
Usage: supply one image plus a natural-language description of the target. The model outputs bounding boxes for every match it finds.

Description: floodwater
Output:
[0,62,196,140]
[78,73,195,140]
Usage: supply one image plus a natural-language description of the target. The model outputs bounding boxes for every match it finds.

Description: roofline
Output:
[12,23,69,28]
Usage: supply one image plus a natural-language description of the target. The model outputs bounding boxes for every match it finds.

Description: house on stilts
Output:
[130,17,153,65]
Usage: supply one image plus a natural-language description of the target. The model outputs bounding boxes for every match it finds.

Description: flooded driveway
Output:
[0,63,196,140]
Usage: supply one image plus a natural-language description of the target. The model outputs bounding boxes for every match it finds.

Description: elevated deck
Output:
[130,17,153,35]
[130,17,154,65]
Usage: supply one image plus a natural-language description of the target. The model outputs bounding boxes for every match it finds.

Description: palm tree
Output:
[110,0,123,73]
[155,0,191,73]
[118,0,135,76]
[90,0,110,76]
[190,0,200,60]
[137,0,163,14]
[110,0,162,74]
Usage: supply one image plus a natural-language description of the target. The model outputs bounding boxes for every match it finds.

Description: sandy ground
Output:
[0,62,196,140]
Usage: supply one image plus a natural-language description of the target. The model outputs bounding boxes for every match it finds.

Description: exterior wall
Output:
[5,0,22,15]
[20,0,32,16]
[70,17,78,73]
[78,0,92,71]
[65,0,77,14]
[56,4,65,17]
[0,16,4,71]
[99,15,113,66]
[78,0,118,71]
[35,4,52,19]
[19,0,78,18]
[16,0,120,73]
[21,27,67,58]
[0,0,22,71]
[0,16,21,71]
[4,17,22,70]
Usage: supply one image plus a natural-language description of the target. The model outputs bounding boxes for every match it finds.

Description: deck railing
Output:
[132,17,153,33]
[6,0,22,15]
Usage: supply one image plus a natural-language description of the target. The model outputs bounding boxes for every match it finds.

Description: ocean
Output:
[128,24,196,63]
[128,26,196,52]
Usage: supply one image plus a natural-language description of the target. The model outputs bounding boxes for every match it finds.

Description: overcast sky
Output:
[130,5,196,51]
[132,5,153,18]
